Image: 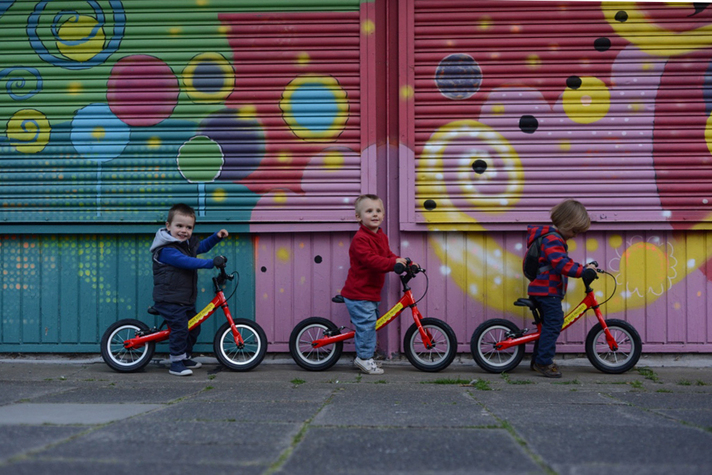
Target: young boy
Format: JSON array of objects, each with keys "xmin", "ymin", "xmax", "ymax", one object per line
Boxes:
[
  {"xmin": 526, "ymin": 199, "xmax": 597, "ymax": 378},
  {"xmin": 150, "ymin": 203, "xmax": 228, "ymax": 376},
  {"xmin": 340, "ymin": 194, "xmax": 407, "ymax": 375}
]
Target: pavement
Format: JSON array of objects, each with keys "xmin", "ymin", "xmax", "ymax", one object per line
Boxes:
[{"xmin": 1, "ymin": 354, "xmax": 712, "ymax": 475}]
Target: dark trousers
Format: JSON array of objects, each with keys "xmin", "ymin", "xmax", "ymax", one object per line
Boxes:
[
  {"xmin": 153, "ymin": 302, "xmax": 201, "ymax": 361},
  {"xmin": 531, "ymin": 296, "xmax": 564, "ymax": 366}
]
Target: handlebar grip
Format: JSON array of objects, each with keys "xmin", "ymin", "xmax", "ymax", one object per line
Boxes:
[
  {"xmin": 394, "ymin": 262, "xmax": 405, "ymax": 274},
  {"xmin": 213, "ymin": 255, "xmax": 227, "ymax": 268}
]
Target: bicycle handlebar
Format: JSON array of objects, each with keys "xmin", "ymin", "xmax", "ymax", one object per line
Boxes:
[{"xmin": 394, "ymin": 258, "xmax": 424, "ymax": 276}]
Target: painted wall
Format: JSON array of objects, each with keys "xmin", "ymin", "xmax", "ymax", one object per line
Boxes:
[{"xmin": 1, "ymin": 0, "xmax": 711, "ymax": 355}]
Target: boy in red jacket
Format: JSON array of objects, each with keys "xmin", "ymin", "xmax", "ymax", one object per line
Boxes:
[{"xmin": 340, "ymin": 194, "xmax": 407, "ymax": 375}]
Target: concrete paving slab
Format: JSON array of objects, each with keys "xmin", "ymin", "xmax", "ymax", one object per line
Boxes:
[
  {"xmin": 137, "ymin": 400, "xmax": 323, "ymax": 423},
  {"xmin": 0, "ymin": 403, "xmax": 163, "ymax": 425},
  {"xmin": 277, "ymin": 427, "xmax": 544, "ymax": 475},
  {"xmin": 28, "ymin": 385, "xmax": 204, "ymax": 404},
  {"xmin": 1, "ymin": 361, "xmax": 712, "ymax": 474},
  {"xmin": 189, "ymin": 381, "xmax": 336, "ymax": 403},
  {"xmin": 40, "ymin": 419, "xmax": 301, "ymax": 466},
  {"xmin": 0, "ymin": 426, "xmax": 85, "ymax": 462},
  {"xmin": 610, "ymin": 391, "xmax": 712, "ymax": 409},
  {"xmin": 3, "ymin": 459, "xmax": 266, "ymax": 475},
  {"xmin": 313, "ymin": 384, "xmax": 494, "ymax": 427},
  {"xmin": 0, "ymin": 382, "xmax": 79, "ymax": 405},
  {"xmin": 653, "ymin": 409, "xmax": 712, "ymax": 429}
]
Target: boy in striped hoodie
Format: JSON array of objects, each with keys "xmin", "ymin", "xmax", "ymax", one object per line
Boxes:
[{"xmin": 526, "ymin": 199, "xmax": 597, "ymax": 378}]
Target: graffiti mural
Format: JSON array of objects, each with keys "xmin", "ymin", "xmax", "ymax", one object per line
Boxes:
[
  {"xmin": 402, "ymin": 1, "xmax": 712, "ymax": 343},
  {"xmin": 0, "ymin": 0, "xmax": 362, "ymax": 222}
]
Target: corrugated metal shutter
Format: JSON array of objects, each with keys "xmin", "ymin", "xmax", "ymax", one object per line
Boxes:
[
  {"xmin": 406, "ymin": 0, "xmax": 712, "ymax": 228},
  {"xmin": 0, "ymin": 0, "xmax": 361, "ymax": 225},
  {"xmin": 0, "ymin": 232, "xmax": 254, "ymax": 352}
]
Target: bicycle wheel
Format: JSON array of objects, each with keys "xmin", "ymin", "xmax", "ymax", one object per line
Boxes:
[
  {"xmin": 585, "ymin": 319, "xmax": 642, "ymax": 374},
  {"xmin": 403, "ymin": 318, "xmax": 457, "ymax": 372},
  {"xmin": 214, "ymin": 320, "xmax": 268, "ymax": 371},
  {"xmin": 100, "ymin": 319, "xmax": 155, "ymax": 373},
  {"xmin": 470, "ymin": 319, "xmax": 525, "ymax": 373},
  {"xmin": 289, "ymin": 317, "xmax": 343, "ymax": 371}
]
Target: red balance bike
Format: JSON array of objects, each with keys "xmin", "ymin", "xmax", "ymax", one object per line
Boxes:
[
  {"xmin": 471, "ymin": 262, "xmax": 642, "ymax": 374},
  {"xmin": 101, "ymin": 258, "xmax": 267, "ymax": 372},
  {"xmin": 289, "ymin": 259, "xmax": 457, "ymax": 372}
]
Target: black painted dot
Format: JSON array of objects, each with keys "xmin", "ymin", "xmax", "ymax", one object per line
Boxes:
[
  {"xmin": 519, "ymin": 115, "xmax": 538, "ymax": 134},
  {"xmin": 615, "ymin": 10, "xmax": 628, "ymax": 22},
  {"xmin": 472, "ymin": 159, "xmax": 487, "ymax": 174},
  {"xmin": 566, "ymin": 75, "xmax": 582, "ymax": 90},
  {"xmin": 260, "ymin": 266, "xmax": 267, "ymax": 273},
  {"xmin": 594, "ymin": 37, "xmax": 611, "ymax": 52},
  {"xmin": 314, "ymin": 255, "xmax": 322, "ymax": 264},
  {"xmin": 424, "ymin": 199, "xmax": 437, "ymax": 211}
]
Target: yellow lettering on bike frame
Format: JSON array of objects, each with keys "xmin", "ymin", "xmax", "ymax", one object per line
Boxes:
[
  {"xmin": 189, "ymin": 303, "xmax": 215, "ymax": 328},
  {"xmin": 376, "ymin": 302, "xmax": 404, "ymax": 330},
  {"xmin": 563, "ymin": 302, "xmax": 588, "ymax": 329}
]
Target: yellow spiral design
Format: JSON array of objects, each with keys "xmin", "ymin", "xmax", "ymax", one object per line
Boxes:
[{"xmin": 7, "ymin": 109, "xmax": 50, "ymax": 153}]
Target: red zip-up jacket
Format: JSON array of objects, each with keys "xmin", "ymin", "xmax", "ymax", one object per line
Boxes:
[
  {"xmin": 525, "ymin": 225, "xmax": 585, "ymax": 298},
  {"xmin": 340, "ymin": 225, "xmax": 398, "ymax": 302}
]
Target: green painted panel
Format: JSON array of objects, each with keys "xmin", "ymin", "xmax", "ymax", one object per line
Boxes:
[
  {"xmin": 0, "ymin": 0, "xmax": 361, "ymax": 226},
  {"xmin": 0, "ymin": 232, "xmax": 255, "ymax": 352}
]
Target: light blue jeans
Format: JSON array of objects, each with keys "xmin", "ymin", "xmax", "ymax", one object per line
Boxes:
[{"xmin": 344, "ymin": 298, "xmax": 379, "ymax": 359}]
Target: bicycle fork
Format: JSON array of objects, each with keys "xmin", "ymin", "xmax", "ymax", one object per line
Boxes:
[{"xmin": 410, "ymin": 307, "xmax": 436, "ymax": 349}]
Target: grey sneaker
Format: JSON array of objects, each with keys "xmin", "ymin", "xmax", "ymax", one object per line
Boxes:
[{"xmin": 354, "ymin": 357, "xmax": 384, "ymax": 375}]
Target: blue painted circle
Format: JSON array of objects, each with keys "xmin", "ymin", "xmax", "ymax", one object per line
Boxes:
[{"xmin": 290, "ymin": 83, "xmax": 339, "ymax": 132}]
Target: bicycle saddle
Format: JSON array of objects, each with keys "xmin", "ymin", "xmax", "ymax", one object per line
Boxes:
[
  {"xmin": 147, "ymin": 306, "xmax": 160, "ymax": 315},
  {"xmin": 332, "ymin": 295, "xmax": 344, "ymax": 304},
  {"xmin": 513, "ymin": 298, "xmax": 536, "ymax": 310}
]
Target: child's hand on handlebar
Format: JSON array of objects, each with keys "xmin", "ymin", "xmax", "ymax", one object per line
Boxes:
[
  {"xmin": 217, "ymin": 229, "xmax": 229, "ymax": 239},
  {"xmin": 395, "ymin": 257, "xmax": 408, "ymax": 266}
]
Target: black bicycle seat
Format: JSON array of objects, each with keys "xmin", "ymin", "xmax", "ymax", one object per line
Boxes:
[
  {"xmin": 332, "ymin": 295, "xmax": 345, "ymax": 304},
  {"xmin": 147, "ymin": 306, "xmax": 160, "ymax": 315},
  {"xmin": 513, "ymin": 298, "xmax": 537, "ymax": 310}
]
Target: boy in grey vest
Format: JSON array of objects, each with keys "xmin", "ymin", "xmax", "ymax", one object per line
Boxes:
[{"xmin": 150, "ymin": 203, "xmax": 228, "ymax": 376}]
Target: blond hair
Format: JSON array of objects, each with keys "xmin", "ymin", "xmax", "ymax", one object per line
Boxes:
[
  {"xmin": 550, "ymin": 199, "xmax": 590, "ymax": 236},
  {"xmin": 354, "ymin": 194, "xmax": 382, "ymax": 214}
]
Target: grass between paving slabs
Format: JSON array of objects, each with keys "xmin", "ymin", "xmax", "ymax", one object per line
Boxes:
[
  {"xmin": 500, "ymin": 372, "xmax": 535, "ymax": 385},
  {"xmin": 422, "ymin": 377, "xmax": 493, "ymax": 390}
]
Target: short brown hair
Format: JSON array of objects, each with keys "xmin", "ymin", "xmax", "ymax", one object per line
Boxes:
[
  {"xmin": 167, "ymin": 203, "xmax": 196, "ymax": 224},
  {"xmin": 550, "ymin": 199, "xmax": 590, "ymax": 236},
  {"xmin": 354, "ymin": 194, "xmax": 382, "ymax": 214}
]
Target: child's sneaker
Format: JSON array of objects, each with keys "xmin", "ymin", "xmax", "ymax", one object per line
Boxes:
[
  {"xmin": 183, "ymin": 358, "xmax": 202, "ymax": 369},
  {"xmin": 354, "ymin": 357, "xmax": 384, "ymax": 375},
  {"xmin": 532, "ymin": 362, "xmax": 562, "ymax": 378},
  {"xmin": 169, "ymin": 361, "xmax": 193, "ymax": 376}
]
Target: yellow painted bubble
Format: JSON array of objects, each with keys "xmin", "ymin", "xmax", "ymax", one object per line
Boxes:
[
  {"xmin": 361, "ymin": 19, "xmax": 375, "ymax": 35},
  {"xmin": 563, "ymin": 76, "xmax": 610, "ymax": 124},
  {"xmin": 276, "ymin": 247, "xmax": 291, "ymax": 261}
]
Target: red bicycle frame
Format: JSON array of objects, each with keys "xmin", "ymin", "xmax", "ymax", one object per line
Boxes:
[
  {"xmin": 122, "ymin": 285, "xmax": 245, "ymax": 350},
  {"xmin": 311, "ymin": 274, "xmax": 435, "ymax": 350},
  {"xmin": 495, "ymin": 284, "xmax": 618, "ymax": 352}
]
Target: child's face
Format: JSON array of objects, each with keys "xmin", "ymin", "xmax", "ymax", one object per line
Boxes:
[
  {"xmin": 356, "ymin": 198, "xmax": 384, "ymax": 233},
  {"xmin": 166, "ymin": 212, "xmax": 195, "ymax": 241}
]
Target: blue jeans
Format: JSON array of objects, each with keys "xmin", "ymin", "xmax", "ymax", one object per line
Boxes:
[
  {"xmin": 153, "ymin": 302, "xmax": 201, "ymax": 362},
  {"xmin": 531, "ymin": 296, "xmax": 564, "ymax": 366},
  {"xmin": 344, "ymin": 298, "xmax": 379, "ymax": 359}
]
